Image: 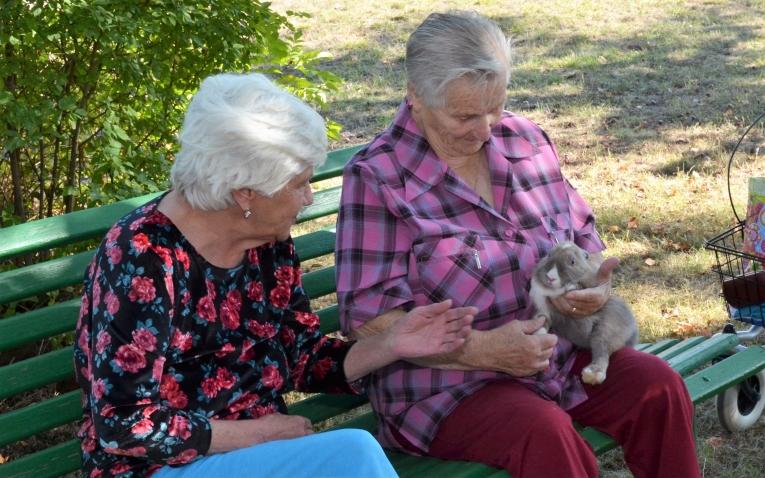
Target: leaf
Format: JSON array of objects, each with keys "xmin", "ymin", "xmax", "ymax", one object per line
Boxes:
[
  {"xmin": 607, "ymin": 225, "xmax": 621, "ymax": 233},
  {"xmin": 627, "ymin": 217, "xmax": 640, "ymax": 229},
  {"xmin": 644, "ymin": 258, "xmax": 657, "ymax": 266}
]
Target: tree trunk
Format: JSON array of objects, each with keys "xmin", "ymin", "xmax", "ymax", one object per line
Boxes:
[
  {"xmin": 64, "ymin": 121, "xmax": 81, "ymax": 213},
  {"xmin": 8, "ymin": 149, "xmax": 26, "ymax": 222}
]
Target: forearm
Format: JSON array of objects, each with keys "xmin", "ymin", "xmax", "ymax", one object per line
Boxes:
[{"xmin": 350, "ymin": 308, "xmax": 486, "ymax": 372}]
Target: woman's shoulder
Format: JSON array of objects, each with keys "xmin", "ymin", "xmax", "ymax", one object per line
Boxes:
[{"xmin": 497, "ymin": 111, "xmax": 554, "ymax": 147}]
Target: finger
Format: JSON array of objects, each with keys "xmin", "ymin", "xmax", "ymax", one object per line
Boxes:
[
  {"xmin": 445, "ymin": 306, "xmax": 479, "ymax": 321},
  {"xmin": 422, "ymin": 299, "xmax": 453, "ymax": 316},
  {"xmin": 520, "ymin": 316, "xmax": 546, "ymax": 333}
]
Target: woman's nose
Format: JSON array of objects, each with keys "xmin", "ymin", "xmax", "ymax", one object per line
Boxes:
[{"xmin": 304, "ymin": 186, "xmax": 314, "ymax": 206}]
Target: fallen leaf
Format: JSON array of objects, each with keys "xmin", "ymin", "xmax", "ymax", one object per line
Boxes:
[
  {"xmin": 627, "ymin": 217, "xmax": 640, "ymax": 229},
  {"xmin": 608, "ymin": 225, "xmax": 621, "ymax": 233},
  {"xmin": 644, "ymin": 257, "xmax": 657, "ymax": 266},
  {"xmin": 705, "ymin": 436, "xmax": 724, "ymax": 448},
  {"xmin": 0, "ymin": 454, "xmax": 5, "ymax": 464}
]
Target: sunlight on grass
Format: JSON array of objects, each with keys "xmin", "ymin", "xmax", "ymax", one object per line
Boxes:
[{"xmin": 273, "ymin": 0, "xmax": 765, "ymax": 474}]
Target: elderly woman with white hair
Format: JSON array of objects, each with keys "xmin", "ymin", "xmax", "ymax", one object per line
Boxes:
[
  {"xmin": 336, "ymin": 11, "xmax": 701, "ymax": 478},
  {"xmin": 73, "ymin": 72, "xmax": 476, "ymax": 478}
]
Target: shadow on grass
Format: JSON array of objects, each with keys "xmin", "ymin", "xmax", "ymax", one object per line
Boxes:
[{"xmin": 323, "ymin": 3, "xmax": 765, "ymax": 161}]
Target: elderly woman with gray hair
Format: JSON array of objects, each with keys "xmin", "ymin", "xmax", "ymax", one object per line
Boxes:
[
  {"xmin": 73, "ymin": 72, "xmax": 476, "ymax": 478},
  {"xmin": 336, "ymin": 11, "xmax": 701, "ymax": 478}
]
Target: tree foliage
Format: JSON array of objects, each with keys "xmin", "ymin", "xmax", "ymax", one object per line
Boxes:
[{"xmin": 0, "ymin": 0, "xmax": 341, "ymax": 225}]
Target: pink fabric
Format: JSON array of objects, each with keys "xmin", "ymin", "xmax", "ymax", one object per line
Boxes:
[{"xmin": 335, "ymin": 100, "xmax": 605, "ymax": 452}]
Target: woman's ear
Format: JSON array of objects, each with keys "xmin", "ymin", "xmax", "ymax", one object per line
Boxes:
[
  {"xmin": 231, "ymin": 188, "xmax": 257, "ymax": 212},
  {"xmin": 407, "ymin": 82, "xmax": 422, "ymax": 111}
]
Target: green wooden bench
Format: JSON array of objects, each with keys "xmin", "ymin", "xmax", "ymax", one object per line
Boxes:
[{"xmin": 1, "ymin": 144, "xmax": 765, "ymax": 478}]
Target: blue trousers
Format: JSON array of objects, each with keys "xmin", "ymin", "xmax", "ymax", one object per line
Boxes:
[{"xmin": 153, "ymin": 429, "xmax": 399, "ymax": 478}]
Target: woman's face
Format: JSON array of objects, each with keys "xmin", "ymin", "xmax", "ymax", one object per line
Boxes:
[
  {"xmin": 411, "ymin": 76, "xmax": 507, "ymax": 158},
  {"xmin": 256, "ymin": 168, "xmax": 314, "ymax": 241}
]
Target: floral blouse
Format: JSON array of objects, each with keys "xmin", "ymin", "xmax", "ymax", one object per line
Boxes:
[{"xmin": 73, "ymin": 195, "xmax": 356, "ymax": 478}]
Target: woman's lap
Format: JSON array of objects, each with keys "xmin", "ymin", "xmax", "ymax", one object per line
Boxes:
[
  {"xmin": 426, "ymin": 347, "xmax": 699, "ymax": 478},
  {"xmin": 153, "ymin": 429, "xmax": 398, "ymax": 478}
]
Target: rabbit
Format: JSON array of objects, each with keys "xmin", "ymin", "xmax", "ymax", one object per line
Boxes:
[{"xmin": 529, "ymin": 241, "xmax": 638, "ymax": 385}]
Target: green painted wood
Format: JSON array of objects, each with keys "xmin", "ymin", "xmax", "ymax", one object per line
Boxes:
[
  {"xmin": 311, "ymin": 145, "xmax": 364, "ymax": 182},
  {"xmin": 635, "ymin": 343, "xmax": 653, "ymax": 351},
  {"xmin": 668, "ymin": 334, "xmax": 740, "ymax": 376},
  {"xmin": 302, "ymin": 266, "xmax": 336, "ymax": 300},
  {"xmin": 0, "ymin": 145, "xmax": 355, "ymax": 262},
  {"xmin": 288, "ymin": 393, "xmax": 368, "ymax": 424},
  {"xmin": 685, "ymin": 346, "xmax": 765, "ymax": 403},
  {"xmin": 0, "ymin": 227, "xmax": 334, "ymax": 325},
  {"xmin": 0, "ymin": 193, "xmax": 161, "ymax": 261},
  {"xmin": 0, "ymin": 347, "xmax": 74, "ymax": 400},
  {"xmin": 0, "ymin": 299, "xmax": 79, "ymax": 352},
  {"xmin": 317, "ymin": 305, "xmax": 340, "ymax": 335},
  {"xmin": 0, "ymin": 251, "xmax": 93, "ymax": 305},
  {"xmin": 293, "ymin": 227, "xmax": 335, "ymax": 261},
  {"xmin": 295, "ymin": 186, "xmax": 341, "ymax": 224},
  {"xmin": 656, "ymin": 336, "xmax": 708, "ymax": 360},
  {"xmin": 0, "ymin": 439, "xmax": 81, "ymax": 478},
  {"xmin": 0, "ymin": 391, "xmax": 81, "ymax": 447},
  {"xmin": 639, "ymin": 338, "xmax": 680, "ymax": 355},
  {"xmin": 580, "ymin": 427, "xmax": 619, "ymax": 454}
]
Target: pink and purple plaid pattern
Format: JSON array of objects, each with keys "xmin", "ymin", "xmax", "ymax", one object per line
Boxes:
[{"xmin": 336, "ymin": 100, "xmax": 605, "ymax": 453}]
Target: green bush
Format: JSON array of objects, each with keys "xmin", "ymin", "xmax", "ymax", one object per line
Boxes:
[{"xmin": 0, "ymin": 0, "xmax": 340, "ymax": 224}]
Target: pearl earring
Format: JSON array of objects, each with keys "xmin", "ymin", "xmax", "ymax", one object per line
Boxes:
[{"xmin": 243, "ymin": 209, "xmax": 252, "ymax": 219}]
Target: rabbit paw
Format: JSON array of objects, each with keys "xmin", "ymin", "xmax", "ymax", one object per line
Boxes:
[{"xmin": 581, "ymin": 365, "xmax": 606, "ymax": 385}]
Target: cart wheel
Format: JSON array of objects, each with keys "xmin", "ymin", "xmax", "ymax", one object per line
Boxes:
[{"xmin": 716, "ymin": 369, "xmax": 765, "ymax": 432}]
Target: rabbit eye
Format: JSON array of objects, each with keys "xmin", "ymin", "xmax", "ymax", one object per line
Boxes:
[{"xmin": 584, "ymin": 252, "xmax": 590, "ymax": 260}]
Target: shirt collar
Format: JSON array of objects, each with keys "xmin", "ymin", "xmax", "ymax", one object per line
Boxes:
[{"xmin": 387, "ymin": 100, "xmax": 539, "ymax": 201}]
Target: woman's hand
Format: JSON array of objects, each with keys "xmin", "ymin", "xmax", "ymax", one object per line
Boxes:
[
  {"xmin": 550, "ymin": 256, "xmax": 619, "ymax": 318},
  {"xmin": 386, "ymin": 300, "xmax": 476, "ymax": 359},
  {"xmin": 470, "ymin": 316, "xmax": 558, "ymax": 376}
]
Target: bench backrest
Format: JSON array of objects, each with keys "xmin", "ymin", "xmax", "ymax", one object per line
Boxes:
[{"xmin": 0, "ymin": 145, "xmax": 363, "ymax": 478}]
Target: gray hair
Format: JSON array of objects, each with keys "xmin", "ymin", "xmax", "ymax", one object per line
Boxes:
[
  {"xmin": 170, "ymin": 72, "xmax": 327, "ymax": 211},
  {"xmin": 406, "ymin": 11, "xmax": 511, "ymax": 108}
]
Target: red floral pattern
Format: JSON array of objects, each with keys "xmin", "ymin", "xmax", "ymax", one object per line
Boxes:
[{"xmin": 73, "ymin": 196, "xmax": 356, "ymax": 477}]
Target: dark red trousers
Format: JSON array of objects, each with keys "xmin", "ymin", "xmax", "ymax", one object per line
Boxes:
[{"xmin": 394, "ymin": 347, "xmax": 701, "ymax": 478}]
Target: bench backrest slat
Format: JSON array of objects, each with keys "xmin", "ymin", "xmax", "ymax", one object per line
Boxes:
[
  {"xmin": 0, "ymin": 390, "xmax": 81, "ymax": 448},
  {"xmin": 0, "ymin": 300, "xmax": 80, "ymax": 352}
]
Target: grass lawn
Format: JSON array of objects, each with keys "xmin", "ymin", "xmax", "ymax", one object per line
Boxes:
[{"xmin": 273, "ymin": 0, "xmax": 765, "ymax": 476}]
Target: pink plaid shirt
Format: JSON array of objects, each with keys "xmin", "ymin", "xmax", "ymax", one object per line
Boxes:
[{"xmin": 335, "ymin": 100, "xmax": 605, "ymax": 453}]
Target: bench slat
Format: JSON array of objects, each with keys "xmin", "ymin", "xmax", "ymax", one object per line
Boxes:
[
  {"xmin": 0, "ymin": 252, "xmax": 93, "ymax": 306},
  {"xmin": 0, "ymin": 229, "xmax": 338, "ymax": 351},
  {"xmin": 656, "ymin": 336, "xmax": 708, "ymax": 360},
  {"xmin": 0, "ymin": 300, "xmax": 80, "ymax": 352},
  {"xmin": 317, "ymin": 305, "xmax": 340, "ymax": 335},
  {"xmin": 639, "ymin": 338, "xmax": 680, "ymax": 354},
  {"xmin": 668, "ymin": 334, "xmax": 740, "ymax": 376},
  {"xmin": 0, "ymin": 265, "xmax": 337, "ymax": 397},
  {"xmin": 0, "ymin": 391, "xmax": 81, "ymax": 448},
  {"xmin": 0, "ymin": 187, "xmax": 340, "ymax": 304},
  {"xmin": 0, "ymin": 146, "xmax": 359, "ymax": 262},
  {"xmin": 311, "ymin": 145, "xmax": 363, "ymax": 182},
  {"xmin": 288, "ymin": 393, "xmax": 368, "ymax": 423},
  {"xmin": 0, "ymin": 347, "xmax": 74, "ymax": 400},
  {"xmin": 0, "ymin": 439, "xmax": 81, "ymax": 478},
  {"xmin": 685, "ymin": 346, "xmax": 765, "ymax": 403},
  {"xmin": 302, "ymin": 266, "xmax": 336, "ymax": 300},
  {"xmin": 293, "ymin": 227, "xmax": 336, "ymax": 261}
]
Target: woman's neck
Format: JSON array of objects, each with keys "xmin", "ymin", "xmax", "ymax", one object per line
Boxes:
[{"xmin": 158, "ymin": 191, "xmax": 270, "ymax": 268}]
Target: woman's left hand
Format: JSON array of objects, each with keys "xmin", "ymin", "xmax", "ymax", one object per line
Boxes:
[
  {"xmin": 387, "ymin": 300, "xmax": 476, "ymax": 359},
  {"xmin": 550, "ymin": 257, "xmax": 619, "ymax": 318}
]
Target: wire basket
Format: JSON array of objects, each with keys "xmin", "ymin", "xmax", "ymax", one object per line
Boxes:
[
  {"xmin": 705, "ymin": 223, "xmax": 765, "ymax": 326},
  {"xmin": 704, "ymin": 111, "xmax": 765, "ymax": 326}
]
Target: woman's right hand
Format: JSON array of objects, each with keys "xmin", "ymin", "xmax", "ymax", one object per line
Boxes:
[
  {"xmin": 472, "ymin": 316, "xmax": 557, "ymax": 376},
  {"xmin": 208, "ymin": 413, "xmax": 313, "ymax": 454}
]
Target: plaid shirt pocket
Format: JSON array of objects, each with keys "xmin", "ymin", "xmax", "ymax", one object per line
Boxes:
[{"xmin": 413, "ymin": 233, "xmax": 495, "ymax": 311}]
